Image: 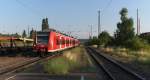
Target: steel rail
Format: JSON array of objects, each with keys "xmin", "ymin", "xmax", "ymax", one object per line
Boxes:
[
  {"xmin": 86, "ymin": 47, "xmax": 145, "ymax": 80},
  {"xmin": 86, "ymin": 47, "xmax": 115, "ymax": 80}
]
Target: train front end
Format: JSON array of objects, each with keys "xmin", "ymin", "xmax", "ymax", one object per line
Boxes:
[{"xmin": 33, "ymin": 31, "xmax": 50, "ymax": 56}]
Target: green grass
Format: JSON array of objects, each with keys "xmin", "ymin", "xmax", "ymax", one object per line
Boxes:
[
  {"xmin": 100, "ymin": 47, "xmax": 150, "ymax": 72},
  {"xmin": 44, "ymin": 56, "xmax": 84, "ymax": 75},
  {"xmin": 44, "ymin": 46, "xmax": 95, "ymax": 75}
]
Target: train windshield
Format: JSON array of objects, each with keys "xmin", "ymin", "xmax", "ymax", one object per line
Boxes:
[{"xmin": 37, "ymin": 32, "xmax": 49, "ymax": 44}]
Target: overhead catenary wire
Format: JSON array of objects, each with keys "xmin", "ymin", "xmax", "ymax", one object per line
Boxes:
[
  {"xmin": 15, "ymin": 0, "xmax": 43, "ymax": 18},
  {"xmin": 101, "ymin": 0, "xmax": 112, "ymax": 14},
  {"xmin": 15, "ymin": 0, "xmax": 44, "ymax": 32}
]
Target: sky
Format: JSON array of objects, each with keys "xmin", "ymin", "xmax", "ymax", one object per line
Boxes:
[{"xmin": 0, "ymin": 0, "xmax": 149, "ymax": 39}]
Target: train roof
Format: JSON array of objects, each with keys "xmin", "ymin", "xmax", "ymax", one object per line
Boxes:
[{"xmin": 37, "ymin": 29, "xmax": 77, "ymax": 39}]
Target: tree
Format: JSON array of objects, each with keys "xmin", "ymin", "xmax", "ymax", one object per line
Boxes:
[
  {"xmin": 88, "ymin": 36, "xmax": 99, "ymax": 45},
  {"xmin": 14, "ymin": 33, "xmax": 21, "ymax": 38},
  {"xmin": 114, "ymin": 8, "xmax": 135, "ymax": 47},
  {"xmin": 92, "ymin": 36, "xmax": 99, "ymax": 45},
  {"xmin": 98, "ymin": 31, "xmax": 112, "ymax": 46},
  {"xmin": 42, "ymin": 18, "xmax": 49, "ymax": 31},
  {"xmin": 29, "ymin": 28, "xmax": 36, "ymax": 39},
  {"xmin": 22, "ymin": 30, "xmax": 27, "ymax": 38},
  {"xmin": 139, "ymin": 33, "xmax": 150, "ymax": 44}
]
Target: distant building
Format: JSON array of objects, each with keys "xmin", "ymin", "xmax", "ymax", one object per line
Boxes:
[{"xmin": 42, "ymin": 18, "xmax": 49, "ymax": 31}]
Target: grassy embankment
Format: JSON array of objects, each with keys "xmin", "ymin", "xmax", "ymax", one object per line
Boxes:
[
  {"xmin": 43, "ymin": 45, "xmax": 96, "ymax": 75},
  {"xmin": 99, "ymin": 47, "xmax": 150, "ymax": 72}
]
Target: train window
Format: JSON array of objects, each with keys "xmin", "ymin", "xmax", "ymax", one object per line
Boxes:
[
  {"xmin": 56, "ymin": 36, "xmax": 65, "ymax": 45},
  {"xmin": 73, "ymin": 40, "xmax": 75, "ymax": 44},
  {"xmin": 59, "ymin": 38, "xmax": 65, "ymax": 45},
  {"xmin": 62, "ymin": 38, "xmax": 65, "ymax": 44},
  {"xmin": 68, "ymin": 40, "xmax": 70, "ymax": 44},
  {"xmin": 70, "ymin": 40, "xmax": 71, "ymax": 44},
  {"xmin": 66, "ymin": 40, "xmax": 69, "ymax": 44},
  {"xmin": 37, "ymin": 36, "xmax": 49, "ymax": 44},
  {"xmin": 56, "ymin": 37, "xmax": 60, "ymax": 45},
  {"xmin": 37, "ymin": 32, "xmax": 49, "ymax": 44},
  {"xmin": 70, "ymin": 40, "xmax": 72, "ymax": 44}
]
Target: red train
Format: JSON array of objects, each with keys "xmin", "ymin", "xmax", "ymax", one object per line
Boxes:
[{"xmin": 33, "ymin": 30, "xmax": 80, "ymax": 56}]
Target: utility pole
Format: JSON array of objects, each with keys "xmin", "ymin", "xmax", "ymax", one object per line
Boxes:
[
  {"xmin": 90, "ymin": 25, "xmax": 92, "ymax": 38},
  {"xmin": 137, "ymin": 9, "xmax": 139, "ymax": 35},
  {"xmin": 98, "ymin": 10, "xmax": 101, "ymax": 37},
  {"xmin": 139, "ymin": 18, "xmax": 140, "ymax": 34},
  {"xmin": 28, "ymin": 25, "xmax": 30, "ymax": 37},
  {"xmin": 89, "ymin": 31, "xmax": 90, "ymax": 39}
]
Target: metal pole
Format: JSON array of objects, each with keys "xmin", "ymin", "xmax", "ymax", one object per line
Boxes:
[
  {"xmin": 137, "ymin": 9, "xmax": 139, "ymax": 35},
  {"xmin": 28, "ymin": 25, "xmax": 30, "ymax": 37},
  {"xmin": 98, "ymin": 10, "xmax": 101, "ymax": 37},
  {"xmin": 139, "ymin": 19, "xmax": 140, "ymax": 34},
  {"xmin": 91, "ymin": 25, "xmax": 92, "ymax": 38}
]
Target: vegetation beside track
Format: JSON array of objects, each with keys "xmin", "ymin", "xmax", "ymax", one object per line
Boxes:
[
  {"xmin": 44, "ymin": 46, "xmax": 96, "ymax": 75},
  {"xmin": 98, "ymin": 47, "xmax": 150, "ymax": 76},
  {"xmin": 86, "ymin": 8, "xmax": 150, "ymax": 78}
]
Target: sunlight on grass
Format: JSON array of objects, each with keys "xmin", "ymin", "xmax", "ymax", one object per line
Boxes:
[
  {"xmin": 100, "ymin": 47, "xmax": 150, "ymax": 71},
  {"xmin": 44, "ymin": 57, "xmax": 76, "ymax": 74},
  {"xmin": 44, "ymin": 46, "xmax": 95, "ymax": 75}
]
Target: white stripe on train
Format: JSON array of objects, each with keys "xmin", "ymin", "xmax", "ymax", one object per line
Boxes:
[{"xmin": 48, "ymin": 46, "xmax": 77, "ymax": 52}]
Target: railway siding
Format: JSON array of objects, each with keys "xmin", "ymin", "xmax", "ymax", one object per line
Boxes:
[
  {"xmin": 86, "ymin": 47, "xmax": 145, "ymax": 80},
  {"xmin": 0, "ymin": 57, "xmax": 40, "ymax": 75}
]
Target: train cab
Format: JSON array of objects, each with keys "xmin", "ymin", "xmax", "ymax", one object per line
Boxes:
[{"xmin": 33, "ymin": 31, "xmax": 49, "ymax": 53}]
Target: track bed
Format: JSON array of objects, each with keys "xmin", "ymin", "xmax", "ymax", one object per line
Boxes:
[
  {"xmin": 0, "ymin": 57, "xmax": 34, "ymax": 68},
  {"xmin": 86, "ymin": 47, "xmax": 145, "ymax": 80}
]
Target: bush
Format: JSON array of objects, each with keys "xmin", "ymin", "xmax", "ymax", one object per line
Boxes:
[
  {"xmin": 126, "ymin": 37, "xmax": 147, "ymax": 50},
  {"xmin": 87, "ymin": 36, "xmax": 99, "ymax": 45},
  {"xmin": 98, "ymin": 31, "xmax": 112, "ymax": 47}
]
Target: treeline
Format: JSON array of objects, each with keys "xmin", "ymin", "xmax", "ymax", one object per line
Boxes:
[
  {"xmin": 0, "ymin": 33, "xmax": 20, "ymax": 37},
  {"xmin": 0, "ymin": 17, "xmax": 49, "ymax": 39},
  {"xmin": 88, "ymin": 8, "xmax": 150, "ymax": 50},
  {"xmin": 0, "ymin": 29, "xmax": 36, "ymax": 39}
]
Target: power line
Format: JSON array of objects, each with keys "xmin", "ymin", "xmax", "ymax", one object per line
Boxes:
[
  {"xmin": 15, "ymin": 0, "xmax": 43, "ymax": 17},
  {"xmin": 101, "ymin": 0, "xmax": 112, "ymax": 13}
]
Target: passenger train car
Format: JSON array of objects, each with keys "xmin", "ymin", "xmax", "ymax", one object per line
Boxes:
[{"xmin": 33, "ymin": 30, "xmax": 80, "ymax": 56}]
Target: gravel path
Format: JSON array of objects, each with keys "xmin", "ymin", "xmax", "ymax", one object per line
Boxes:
[{"xmin": 0, "ymin": 57, "xmax": 33, "ymax": 68}]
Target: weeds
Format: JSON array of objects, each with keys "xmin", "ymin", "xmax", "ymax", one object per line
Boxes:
[
  {"xmin": 44, "ymin": 46, "xmax": 95, "ymax": 75},
  {"xmin": 101, "ymin": 47, "xmax": 150, "ymax": 72}
]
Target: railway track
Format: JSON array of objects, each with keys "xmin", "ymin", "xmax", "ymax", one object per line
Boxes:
[
  {"xmin": 0, "ymin": 54, "xmax": 61, "ymax": 76},
  {"xmin": 0, "ymin": 57, "xmax": 40, "ymax": 76},
  {"xmin": 86, "ymin": 47, "xmax": 145, "ymax": 80}
]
